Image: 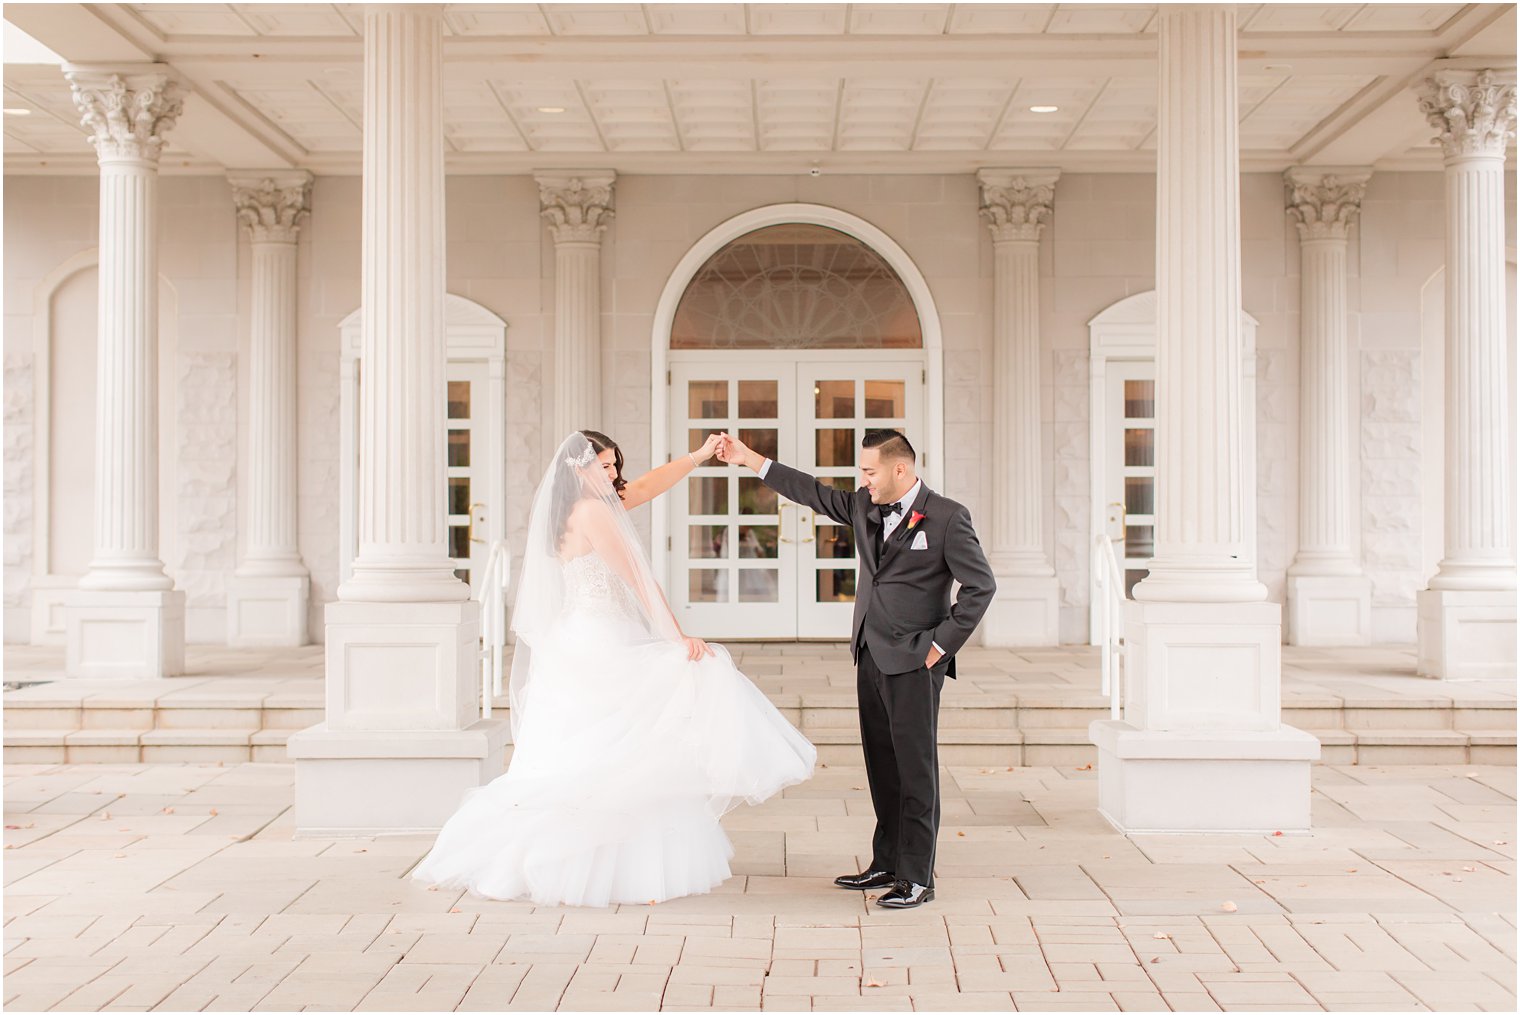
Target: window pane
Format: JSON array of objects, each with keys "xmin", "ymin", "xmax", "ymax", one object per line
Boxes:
[
  {"xmin": 864, "ymin": 380, "xmax": 905, "ymax": 419},
  {"xmin": 816, "ymin": 568, "xmax": 857, "ymax": 603},
  {"xmin": 821, "ymin": 476, "xmax": 857, "ymax": 494},
  {"xmin": 738, "ymin": 525, "xmax": 778, "ymax": 559},
  {"xmin": 739, "ymin": 569, "xmax": 779, "ymax": 603},
  {"xmin": 739, "ymin": 427, "xmax": 778, "ymax": 460},
  {"xmin": 815, "ymin": 380, "xmax": 854, "ymax": 419},
  {"xmin": 1124, "ymin": 380, "xmax": 1154, "ymax": 419},
  {"xmin": 688, "ymin": 380, "xmax": 728, "ymax": 419},
  {"xmin": 816, "ymin": 428, "xmax": 856, "ymax": 467},
  {"xmin": 1124, "ymin": 569, "xmax": 1147, "ymax": 598},
  {"xmin": 739, "ymin": 477, "xmax": 777, "ymax": 515},
  {"xmin": 448, "ymin": 430, "xmax": 470, "ymax": 467},
  {"xmin": 454, "ymin": 568, "xmax": 470, "ymax": 583},
  {"xmin": 447, "ymin": 381, "xmax": 470, "ymax": 419},
  {"xmin": 1125, "ymin": 524, "xmax": 1154, "ymax": 559},
  {"xmin": 816, "ymin": 524, "xmax": 855, "ymax": 559},
  {"xmin": 449, "ymin": 477, "xmax": 470, "ymax": 516},
  {"xmin": 1124, "ymin": 477, "xmax": 1153, "ymax": 516},
  {"xmin": 449, "ymin": 525, "xmax": 470, "ymax": 558},
  {"xmin": 738, "ymin": 380, "xmax": 778, "ymax": 418},
  {"xmin": 1124, "ymin": 428, "xmax": 1154, "ymax": 467},
  {"xmin": 689, "ymin": 525, "xmax": 728, "ymax": 559},
  {"xmin": 689, "ymin": 569, "xmax": 727, "ymax": 603},
  {"xmin": 689, "ymin": 477, "xmax": 729, "ymax": 515},
  {"xmin": 670, "ymin": 222, "xmax": 923, "ymax": 350}
]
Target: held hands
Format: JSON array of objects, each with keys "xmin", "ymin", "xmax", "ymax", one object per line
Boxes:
[
  {"xmin": 691, "ymin": 432, "xmax": 725, "ymax": 465},
  {"xmin": 715, "ymin": 433, "xmax": 760, "ymax": 471}
]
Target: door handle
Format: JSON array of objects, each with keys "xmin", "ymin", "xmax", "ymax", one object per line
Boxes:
[
  {"xmin": 778, "ymin": 502, "xmax": 795, "ymax": 544},
  {"xmin": 800, "ymin": 509, "xmax": 815, "ymax": 544},
  {"xmin": 1106, "ymin": 501, "xmax": 1126, "ymax": 543},
  {"xmin": 469, "ymin": 501, "xmax": 487, "ymax": 544}
]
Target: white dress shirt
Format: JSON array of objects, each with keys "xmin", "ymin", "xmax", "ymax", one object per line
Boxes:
[{"xmin": 757, "ymin": 460, "xmax": 945, "ymax": 663}]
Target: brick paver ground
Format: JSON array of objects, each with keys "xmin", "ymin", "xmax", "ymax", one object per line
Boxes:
[{"xmin": 3, "ymin": 760, "xmax": 1514, "ymax": 1012}]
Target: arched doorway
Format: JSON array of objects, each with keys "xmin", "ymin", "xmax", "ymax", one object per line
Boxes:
[{"xmin": 651, "ymin": 206, "xmax": 943, "ymax": 640}]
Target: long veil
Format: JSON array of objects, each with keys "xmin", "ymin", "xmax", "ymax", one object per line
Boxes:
[{"xmin": 508, "ymin": 431, "xmax": 681, "ymax": 741}]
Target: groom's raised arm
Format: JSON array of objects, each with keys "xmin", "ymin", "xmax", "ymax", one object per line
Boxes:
[{"xmin": 723, "ymin": 435, "xmax": 856, "ymax": 528}]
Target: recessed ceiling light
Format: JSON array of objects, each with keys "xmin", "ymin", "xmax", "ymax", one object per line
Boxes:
[
  {"xmin": 536, "ymin": 106, "xmax": 566, "ymax": 114},
  {"xmin": 1029, "ymin": 105, "xmax": 1059, "ymax": 114},
  {"xmin": 3, "ymin": 107, "xmax": 32, "ymax": 116}
]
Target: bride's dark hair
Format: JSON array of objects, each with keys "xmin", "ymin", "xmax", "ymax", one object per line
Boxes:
[{"xmin": 549, "ymin": 430, "xmax": 627, "ymax": 553}]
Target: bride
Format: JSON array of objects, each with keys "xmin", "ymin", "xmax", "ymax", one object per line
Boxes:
[{"xmin": 411, "ymin": 430, "xmax": 816, "ymax": 907}]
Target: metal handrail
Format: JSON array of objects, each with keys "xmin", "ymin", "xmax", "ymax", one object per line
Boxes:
[
  {"xmin": 1093, "ymin": 532, "xmax": 1127, "ymax": 720},
  {"xmin": 476, "ymin": 540, "xmax": 512, "ymax": 718}
]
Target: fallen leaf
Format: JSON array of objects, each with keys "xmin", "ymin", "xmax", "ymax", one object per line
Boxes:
[
  {"xmin": 1153, "ymin": 932, "xmax": 1170, "ymax": 940},
  {"xmin": 116, "ymin": 793, "xmax": 125, "ymax": 799},
  {"xmin": 1272, "ymin": 830, "xmax": 1284, "ymax": 837},
  {"xmin": 1346, "ymin": 868, "xmax": 1357, "ymax": 873},
  {"xmin": 1297, "ymin": 883, "xmax": 1307, "ymax": 888},
  {"xmin": 852, "ymin": 786, "xmax": 864, "ymax": 791},
  {"xmin": 648, "ymin": 900, "xmax": 658, "ymax": 906},
  {"xmin": 162, "ymin": 806, "xmax": 174, "ymax": 815},
  {"xmin": 1495, "ymin": 840, "xmax": 1509, "ymax": 846},
  {"xmin": 1462, "ymin": 866, "xmax": 1476, "ymax": 873},
  {"xmin": 427, "ymin": 885, "xmax": 439, "ymax": 892},
  {"xmin": 1102, "ymin": 855, "xmax": 1110, "ymax": 860},
  {"xmin": 864, "ymin": 980, "xmax": 884, "ymax": 988},
  {"xmin": 1075, "ymin": 763, "xmax": 1093, "ymax": 771},
  {"xmin": 1149, "ymin": 957, "xmax": 1160, "ymax": 964},
  {"xmin": 1454, "ymin": 878, "xmax": 1464, "ymax": 883},
  {"xmin": 1252, "ymin": 879, "xmax": 1265, "ymax": 885},
  {"xmin": 1006, "ymin": 767, "xmax": 1014, "ymax": 772},
  {"xmin": 449, "ymin": 908, "xmax": 460, "ymax": 913},
  {"xmin": 209, "ymin": 809, "xmax": 218, "ymax": 816},
  {"xmin": 114, "ymin": 853, "xmax": 126, "ymax": 859},
  {"xmin": 819, "ymin": 764, "xmax": 827, "ymax": 769},
  {"xmin": 355, "ymin": 848, "xmax": 368, "ymax": 853},
  {"xmin": 3, "ymin": 844, "xmax": 14, "ymax": 850},
  {"xmin": 1465, "ymin": 771, "xmax": 1479, "ymax": 778},
  {"xmin": 957, "ymin": 831, "xmax": 966, "ymax": 837},
  {"xmin": 1220, "ymin": 901, "xmax": 1238, "ymax": 913},
  {"xmin": 4, "ymin": 825, "xmax": 19, "ymax": 830}
]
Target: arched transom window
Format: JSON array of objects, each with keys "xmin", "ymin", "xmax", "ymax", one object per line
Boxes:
[{"xmin": 671, "ymin": 223, "xmax": 923, "ymax": 350}]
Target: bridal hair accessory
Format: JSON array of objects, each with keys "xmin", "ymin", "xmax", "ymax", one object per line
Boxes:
[{"xmin": 564, "ymin": 444, "xmax": 597, "ymax": 468}]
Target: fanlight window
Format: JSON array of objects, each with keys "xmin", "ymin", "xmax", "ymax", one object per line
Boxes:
[{"xmin": 671, "ymin": 223, "xmax": 923, "ymax": 350}]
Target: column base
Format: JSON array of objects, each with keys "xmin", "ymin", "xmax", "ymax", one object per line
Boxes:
[
  {"xmin": 324, "ymin": 599, "xmax": 482, "ymax": 731},
  {"xmin": 1417, "ymin": 588, "xmax": 1516, "ymax": 680},
  {"xmin": 981, "ymin": 574, "xmax": 1060, "ymax": 647},
  {"xmin": 227, "ymin": 574, "xmax": 309, "ymax": 647},
  {"xmin": 1090, "ymin": 719, "xmax": 1320, "ymax": 833},
  {"xmin": 286, "ymin": 720, "xmax": 512, "ymax": 836},
  {"xmin": 1286, "ymin": 574, "xmax": 1372, "ymax": 646},
  {"xmin": 1124, "ymin": 599, "xmax": 1282, "ymax": 732},
  {"xmin": 64, "ymin": 589, "xmax": 185, "ymax": 678}
]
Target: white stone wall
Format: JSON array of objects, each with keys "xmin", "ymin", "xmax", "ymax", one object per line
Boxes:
[{"xmin": 3, "ymin": 168, "xmax": 1476, "ymax": 645}]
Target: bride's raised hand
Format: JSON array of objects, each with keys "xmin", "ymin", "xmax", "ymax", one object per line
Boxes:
[
  {"xmin": 692, "ymin": 432, "xmax": 724, "ymax": 466},
  {"xmin": 682, "ymin": 635, "xmax": 715, "ymax": 661}
]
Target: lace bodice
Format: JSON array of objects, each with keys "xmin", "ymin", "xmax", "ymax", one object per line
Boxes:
[{"xmin": 561, "ymin": 552, "xmax": 642, "ymax": 623}]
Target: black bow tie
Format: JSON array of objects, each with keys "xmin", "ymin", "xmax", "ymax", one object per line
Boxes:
[{"xmin": 878, "ymin": 502, "xmax": 904, "ymax": 521}]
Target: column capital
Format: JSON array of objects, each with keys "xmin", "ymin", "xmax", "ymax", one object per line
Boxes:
[
  {"xmin": 1418, "ymin": 67, "xmax": 1517, "ymax": 160},
  {"xmin": 229, "ymin": 171, "xmax": 313, "ymax": 243},
  {"xmin": 535, "ymin": 171, "xmax": 616, "ymax": 244},
  {"xmin": 64, "ymin": 64, "xmax": 184, "ymax": 165},
  {"xmin": 1283, "ymin": 168, "xmax": 1371, "ymax": 242},
  {"xmin": 977, "ymin": 169, "xmax": 1060, "ymax": 243}
]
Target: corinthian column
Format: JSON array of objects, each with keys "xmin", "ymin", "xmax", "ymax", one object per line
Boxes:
[
  {"xmin": 977, "ymin": 169, "xmax": 1061, "ymax": 646},
  {"xmin": 1090, "ymin": 5, "xmax": 1317, "ymax": 835},
  {"xmin": 227, "ymin": 172, "xmax": 312, "ymax": 646},
  {"xmin": 537, "ymin": 172, "xmax": 614, "ymax": 439},
  {"xmin": 1284, "ymin": 168, "xmax": 1373, "ymax": 646},
  {"xmin": 62, "ymin": 65, "xmax": 186, "ymax": 678},
  {"xmin": 289, "ymin": 5, "xmax": 509, "ymax": 835},
  {"xmin": 1416, "ymin": 67, "xmax": 1517, "ymax": 679}
]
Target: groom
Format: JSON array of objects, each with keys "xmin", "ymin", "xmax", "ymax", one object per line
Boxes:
[{"xmin": 718, "ymin": 430, "xmax": 995, "ymax": 908}]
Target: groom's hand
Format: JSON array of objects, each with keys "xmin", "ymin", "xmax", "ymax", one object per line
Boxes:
[
  {"xmin": 926, "ymin": 645, "xmax": 944, "ymax": 668},
  {"xmin": 721, "ymin": 433, "xmax": 763, "ymax": 472}
]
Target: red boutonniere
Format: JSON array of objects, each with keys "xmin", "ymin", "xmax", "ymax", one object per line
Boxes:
[{"xmin": 907, "ymin": 511, "xmax": 927, "ymax": 530}]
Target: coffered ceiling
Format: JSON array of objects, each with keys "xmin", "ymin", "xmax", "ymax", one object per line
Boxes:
[{"xmin": 4, "ymin": 3, "xmax": 1515, "ymax": 175}]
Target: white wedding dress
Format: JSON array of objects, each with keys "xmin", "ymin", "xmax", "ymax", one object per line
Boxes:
[{"xmin": 412, "ymin": 435, "xmax": 815, "ymax": 908}]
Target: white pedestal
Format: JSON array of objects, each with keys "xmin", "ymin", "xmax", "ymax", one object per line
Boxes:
[
  {"xmin": 1091, "ymin": 719, "xmax": 1320, "ymax": 833},
  {"xmin": 64, "ymin": 589, "xmax": 185, "ymax": 678},
  {"xmin": 982, "ymin": 575, "xmax": 1060, "ymax": 647},
  {"xmin": 1417, "ymin": 589, "xmax": 1517, "ymax": 680},
  {"xmin": 1124, "ymin": 599, "xmax": 1284, "ymax": 732},
  {"xmin": 287, "ymin": 720, "xmax": 511, "ymax": 836},
  {"xmin": 1286, "ymin": 574, "xmax": 1373, "ymax": 646},
  {"xmin": 227, "ymin": 575, "xmax": 309, "ymax": 647},
  {"xmin": 323, "ymin": 600, "xmax": 482, "ymax": 731}
]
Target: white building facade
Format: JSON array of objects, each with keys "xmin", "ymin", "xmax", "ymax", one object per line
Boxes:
[{"xmin": 3, "ymin": 3, "xmax": 1515, "ymax": 831}]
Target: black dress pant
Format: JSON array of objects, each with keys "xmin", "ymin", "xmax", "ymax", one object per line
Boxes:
[{"xmin": 856, "ymin": 642, "xmax": 945, "ymax": 887}]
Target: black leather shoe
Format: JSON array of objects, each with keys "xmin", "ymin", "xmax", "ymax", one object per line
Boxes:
[
  {"xmin": 833, "ymin": 869, "xmax": 897, "ymax": 890},
  {"xmin": 876, "ymin": 881, "xmax": 934, "ymax": 909}
]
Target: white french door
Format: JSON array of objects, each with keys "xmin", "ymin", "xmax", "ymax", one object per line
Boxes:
[
  {"xmin": 1101, "ymin": 362, "xmax": 1156, "ymax": 598},
  {"xmin": 445, "ymin": 362, "xmax": 493, "ymax": 594},
  {"xmin": 669, "ymin": 355, "xmax": 924, "ymax": 639}
]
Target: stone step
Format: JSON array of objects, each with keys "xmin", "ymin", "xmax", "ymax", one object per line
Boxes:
[{"xmin": 11, "ymin": 723, "xmax": 1511, "ymax": 767}]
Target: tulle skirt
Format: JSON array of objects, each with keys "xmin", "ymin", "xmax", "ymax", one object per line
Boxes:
[{"xmin": 410, "ymin": 611, "xmax": 816, "ymax": 907}]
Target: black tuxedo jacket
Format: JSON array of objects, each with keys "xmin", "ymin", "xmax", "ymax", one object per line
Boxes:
[{"xmin": 761, "ymin": 461, "xmax": 996, "ymax": 677}]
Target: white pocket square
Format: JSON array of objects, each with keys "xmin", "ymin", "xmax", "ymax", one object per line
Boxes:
[{"xmin": 911, "ymin": 531, "xmax": 929, "ymax": 550}]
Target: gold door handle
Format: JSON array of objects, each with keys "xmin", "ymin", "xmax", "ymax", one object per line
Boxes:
[
  {"xmin": 1106, "ymin": 501, "xmax": 1126, "ymax": 543},
  {"xmin": 800, "ymin": 509, "xmax": 815, "ymax": 544},
  {"xmin": 777, "ymin": 502, "xmax": 795, "ymax": 544},
  {"xmin": 469, "ymin": 502, "xmax": 487, "ymax": 544}
]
